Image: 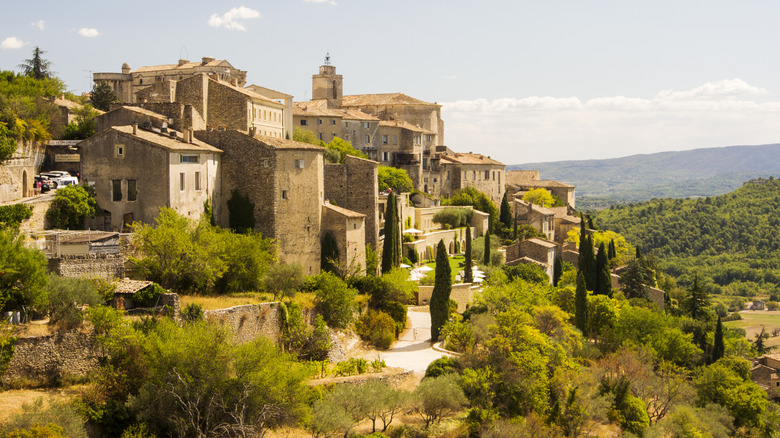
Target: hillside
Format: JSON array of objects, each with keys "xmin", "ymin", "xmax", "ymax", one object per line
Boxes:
[
  {"xmin": 510, "ymin": 143, "xmax": 780, "ymax": 209},
  {"xmin": 592, "ymin": 178, "xmax": 780, "ymax": 296}
]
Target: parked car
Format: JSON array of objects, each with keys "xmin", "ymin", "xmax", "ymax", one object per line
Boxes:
[{"xmin": 34, "ymin": 176, "xmax": 52, "ymax": 193}]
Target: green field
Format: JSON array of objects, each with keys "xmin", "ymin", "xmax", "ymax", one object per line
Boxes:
[{"xmin": 724, "ymin": 311, "xmax": 780, "ymax": 348}]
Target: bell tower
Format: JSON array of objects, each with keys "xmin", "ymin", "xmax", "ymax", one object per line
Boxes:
[{"xmin": 312, "ymin": 53, "xmax": 342, "ymax": 107}]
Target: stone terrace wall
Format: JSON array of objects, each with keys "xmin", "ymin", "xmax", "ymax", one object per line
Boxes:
[
  {"xmin": 204, "ymin": 303, "xmax": 282, "ymax": 344},
  {"xmin": 2, "ymin": 331, "xmax": 101, "ymax": 386},
  {"xmin": 418, "ymin": 283, "xmax": 475, "ymax": 312},
  {"xmin": 48, "ymin": 254, "xmax": 125, "ymax": 280}
]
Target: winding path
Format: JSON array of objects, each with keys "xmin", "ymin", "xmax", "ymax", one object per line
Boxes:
[{"xmin": 379, "ymin": 307, "xmax": 452, "ymax": 373}]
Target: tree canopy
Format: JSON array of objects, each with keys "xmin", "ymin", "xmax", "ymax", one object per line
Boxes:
[
  {"xmin": 378, "ymin": 165, "xmax": 414, "ymax": 193},
  {"xmin": 443, "ymin": 186, "xmax": 499, "ymax": 232}
]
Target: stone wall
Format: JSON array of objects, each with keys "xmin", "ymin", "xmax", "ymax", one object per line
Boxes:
[
  {"xmin": 0, "ymin": 140, "xmax": 44, "ymax": 203},
  {"xmin": 204, "ymin": 303, "xmax": 282, "ymax": 344},
  {"xmin": 323, "ymin": 155, "xmax": 379, "ymax": 250},
  {"xmin": 48, "ymin": 254, "xmax": 125, "ymax": 279},
  {"xmin": 2, "ymin": 331, "xmax": 101, "ymax": 386},
  {"xmin": 417, "ymin": 283, "xmax": 476, "ymax": 312}
]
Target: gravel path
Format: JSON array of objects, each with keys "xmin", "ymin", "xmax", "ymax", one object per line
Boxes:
[{"xmin": 379, "ymin": 307, "xmax": 452, "ymax": 373}]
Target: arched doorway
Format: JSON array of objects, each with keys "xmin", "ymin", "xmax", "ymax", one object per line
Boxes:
[{"xmin": 22, "ymin": 170, "xmax": 28, "ymax": 197}]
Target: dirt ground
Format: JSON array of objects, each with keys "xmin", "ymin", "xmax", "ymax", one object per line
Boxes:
[
  {"xmin": 0, "ymin": 386, "xmax": 87, "ymax": 422},
  {"xmin": 725, "ymin": 310, "xmax": 780, "ymax": 348}
]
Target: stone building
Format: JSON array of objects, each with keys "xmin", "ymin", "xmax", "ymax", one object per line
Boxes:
[
  {"xmin": 294, "ymin": 59, "xmax": 505, "ymax": 203},
  {"xmin": 507, "ymin": 170, "xmax": 576, "ymax": 209},
  {"xmin": 93, "ymin": 57, "xmax": 247, "ymax": 104},
  {"xmin": 322, "ymin": 202, "xmax": 366, "ymax": 275},
  {"xmin": 0, "ymin": 140, "xmax": 45, "ymax": 202},
  {"xmin": 324, "ymin": 155, "xmax": 379, "ymax": 250},
  {"xmin": 513, "ymin": 199, "xmax": 555, "ymax": 241},
  {"xmin": 79, "ymin": 124, "xmax": 222, "ymax": 231},
  {"xmin": 194, "ymin": 130, "xmax": 337, "ymax": 275},
  {"xmin": 505, "ymin": 237, "xmax": 560, "ymax": 284}
]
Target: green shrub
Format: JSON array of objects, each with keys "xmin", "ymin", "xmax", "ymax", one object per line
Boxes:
[
  {"xmin": 424, "ymin": 356, "xmax": 460, "ymax": 378},
  {"xmin": 356, "ymin": 310, "xmax": 396, "ymax": 349},
  {"xmin": 0, "ymin": 203, "xmax": 32, "ymax": 228},
  {"xmin": 133, "ymin": 283, "xmax": 164, "ymax": 307},
  {"xmin": 370, "ymin": 358, "xmax": 386, "ymax": 372},
  {"xmin": 432, "ymin": 208, "xmax": 472, "ymax": 229},
  {"xmin": 47, "ymin": 275, "xmax": 105, "ymax": 330},
  {"xmin": 3, "ymin": 398, "xmax": 88, "ymax": 438},
  {"xmin": 180, "ymin": 303, "xmax": 204, "ymax": 323},
  {"xmin": 45, "ymin": 185, "xmax": 97, "ymax": 230},
  {"xmin": 312, "ymin": 272, "xmax": 357, "ymax": 329}
]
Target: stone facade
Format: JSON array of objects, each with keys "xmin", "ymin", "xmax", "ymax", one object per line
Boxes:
[
  {"xmin": 417, "ymin": 283, "xmax": 477, "ymax": 312},
  {"xmin": 0, "ymin": 140, "xmax": 43, "ymax": 203},
  {"xmin": 80, "ymin": 125, "xmax": 222, "ymax": 231},
  {"xmin": 324, "ymin": 155, "xmax": 380, "ymax": 250},
  {"xmin": 195, "ymin": 130, "xmax": 325, "ymax": 275},
  {"xmin": 204, "ymin": 303, "xmax": 282, "ymax": 344},
  {"xmin": 322, "ymin": 203, "xmax": 367, "ymax": 274},
  {"xmin": 513, "ymin": 199, "xmax": 555, "ymax": 241},
  {"xmin": 433, "ymin": 148, "xmax": 506, "ymax": 205},
  {"xmin": 505, "ymin": 238, "xmax": 560, "ymax": 283},
  {"xmin": 507, "ymin": 170, "xmax": 576, "ymax": 209},
  {"xmin": 2, "ymin": 331, "xmax": 101, "ymax": 386},
  {"xmin": 48, "ymin": 254, "xmax": 125, "ymax": 279}
]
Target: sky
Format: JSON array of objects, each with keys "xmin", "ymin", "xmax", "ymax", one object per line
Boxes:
[{"xmin": 2, "ymin": 0, "xmax": 779, "ymax": 164}]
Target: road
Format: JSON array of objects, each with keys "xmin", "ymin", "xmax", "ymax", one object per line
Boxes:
[{"xmin": 379, "ymin": 307, "xmax": 453, "ymax": 373}]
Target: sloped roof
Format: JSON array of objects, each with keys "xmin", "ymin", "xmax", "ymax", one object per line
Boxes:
[
  {"xmin": 255, "ymin": 134, "xmax": 326, "ymax": 151},
  {"xmin": 379, "ymin": 120, "xmax": 433, "ymax": 134},
  {"xmin": 524, "ymin": 237, "xmax": 558, "ymax": 248},
  {"xmin": 440, "ymin": 152, "xmax": 503, "ymax": 166},
  {"xmin": 210, "ymin": 78, "xmax": 280, "ymax": 105},
  {"xmin": 111, "ymin": 125, "xmax": 223, "ymax": 153},
  {"xmin": 324, "ymin": 202, "xmax": 365, "ymax": 218},
  {"xmin": 114, "ymin": 279, "xmax": 153, "ymax": 294},
  {"xmin": 113, "ymin": 106, "xmax": 168, "ymax": 119},
  {"xmin": 342, "ymin": 93, "xmax": 439, "ymax": 107},
  {"xmin": 511, "ymin": 179, "xmax": 574, "ymax": 189},
  {"xmin": 134, "ymin": 59, "xmax": 234, "ymax": 73},
  {"xmin": 60, "ymin": 231, "xmax": 118, "ymax": 244},
  {"xmin": 294, "ymin": 102, "xmax": 379, "ymax": 121}
]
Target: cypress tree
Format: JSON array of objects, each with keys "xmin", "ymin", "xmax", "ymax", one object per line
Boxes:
[
  {"xmin": 513, "ymin": 213, "xmax": 518, "ymax": 240},
  {"xmin": 574, "ymin": 270, "xmax": 589, "ymax": 336},
  {"xmin": 464, "ymin": 227, "xmax": 473, "ymax": 283},
  {"xmin": 712, "ymin": 315, "xmax": 725, "ymax": 363},
  {"xmin": 483, "ymin": 230, "xmax": 491, "ymax": 266},
  {"xmin": 595, "ymin": 241, "xmax": 612, "ymax": 296},
  {"xmin": 321, "ymin": 231, "xmax": 340, "ymax": 274},
  {"xmin": 499, "ymin": 191, "xmax": 511, "ymax": 228},
  {"xmin": 577, "ymin": 215, "xmax": 596, "ymax": 290},
  {"xmin": 381, "ymin": 193, "xmax": 399, "ymax": 274},
  {"xmin": 635, "ymin": 245, "xmax": 642, "ymax": 259},
  {"xmin": 430, "ymin": 240, "xmax": 452, "ymax": 342},
  {"xmin": 553, "ymin": 256, "xmax": 563, "ymax": 287},
  {"xmin": 608, "ymin": 239, "xmax": 616, "ymax": 260},
  {"xmin": 686, "ymin": 274, "xmax": 709, "ymax": 320}
]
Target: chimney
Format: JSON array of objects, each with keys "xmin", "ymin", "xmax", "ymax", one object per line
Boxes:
[
  {"xmin": 132, "ymin": 123, "xmax": 137, "ymax": 135},
  {"xmin": 178, "ymin": 59, "xmax": 189, "ymax": 66},
  {"xmin": 161, "ymin": 122, "xmax": 168, "ymax": 134},
  {"xmin": 183, "ymin": 128, "xmax": 192, "ymax": 143},
  {"xmin": 202, "ymin": 57, "xmax": 215, "ymax": 65},
  {"xmin": 231, "ymin": 78, "xmax": 238, "ymax": 87}
]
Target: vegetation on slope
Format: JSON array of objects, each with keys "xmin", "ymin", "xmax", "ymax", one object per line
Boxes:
[{"xmin": 593, "ymin": 177, "xmax": 780, "ymax": 295}]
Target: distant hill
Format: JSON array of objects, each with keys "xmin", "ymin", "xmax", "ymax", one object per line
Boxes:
[{"xmin": 509, "ymin": 143, "xmax": 780, "ymax": 209}]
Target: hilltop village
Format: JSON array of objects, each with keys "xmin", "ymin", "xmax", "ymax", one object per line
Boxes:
[{"xmin": 2, "ymin": 54, "xmax": 779, "ymax": 437}]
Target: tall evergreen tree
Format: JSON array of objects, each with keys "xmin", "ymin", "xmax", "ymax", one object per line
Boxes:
[
  {"xmin": 499, "ymin": 191, "xmax": 511, "ymax": 228},
  {"xmin": 483, "ymin": 230, "xmax": 491, "ymax": 266},
  {"xmin": 464, "ymin": 227, "xmax": 473, "ymax": 283},
  {"xmin": 321, "ymin": 231, "xmax": 340, "ymax": 275},
  {"xmin": 19, "ymin": 47, "xmax": 53, "ymax": 80},
  {"xmin": 595, "ymin": 242, "xmax": 612, "ymax": 296},
  {"xmin": 635, "ymin": 245, "xmax": 642, "ymax": 259},
  {"xmin": 574, "ymin": 271, "xmax": 589, "ymax": 336},
  {"xmin": 513, "ymin": 213, "xmax": 518, "ymax": 240},
  {"xmin": 430, "ymin": 240, "xmax": 452, "ymax": 342},
  {"xmin": 608, "ymin": 239, "xmax": 616, "ymax": 260},
  {"xmin": 686, "ymin": 274, "xmax": 709, "ymax": 320},
  {"xmin": 381, "ymin": 193, "xmax": 400, "ymax": 274},
  {"xmin": 90, "ymin": 82, "xmax": 118, "ymax": 111},
  {"xmin": 577, "ymin": 215, "xmax": 596, "ymax": 290},
  {"xmin": 553, "ymin": 256, "xmax": 563, "ymax": 287},
  {"xmin": 712, "ymin": 315, "xmax": 725, "ymax": 363}
]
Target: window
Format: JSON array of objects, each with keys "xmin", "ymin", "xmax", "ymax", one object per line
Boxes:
[
  {"xmin": 318, "ymin": 119, "xmax": 323, "ymax": 125},
  {"xmin": 492, "ymin": 171, "xmax": 496, "ymax": 181},
  {"xmin": 425, "ymin": 134, "xmax": 433, "ymax": 142},
  {"xmin": 485, "ymin": 170, "xmax": 489, "ymax": 180},
  {"xmin": 446, "ymin": 170, "xmax": 450, "ymax": 180},
  {"xmin": 127, "ymin": 180, "xmax": 137, "ymax": 201},
  {"xmin": 281, "ymin": 190, "xmax": 288, "ymax": 200},
  {"xmin": 318, "ymin": 133, "xmax": 323, "ymax": 141},
  {"xmin": 300, "ymin": 119, "xmax": 308, "ymax": 126},
  {"xmin": 195, "ymin": 172, "xmax": 201, "ymax": 191},
  {"xmin": 382, "ymin": 152, "xmax": 389, "ymax": 161},
  {"xmin": 294, "ymin": 159, "xmax": 305, "ymax": 169},
  {"xmin": 179, "ymin": 173, "xmax": 185, "ymax": 191},
  {"xmin": 114, "ymin": 144, "xmax": 124, "ymax": 158},
  {"xmin": 414, "ymin": 135, "xmax": 421, "ymax": 145},
  {"xmin": 393, "ymin": 135, "xmax": 397, "ymax": 145},
  {"xmin": 382, "ymin": 135, "xmax": 389, "ymax": 144},
  {"xmin": 363, "ymin": 122, "xmax": 369, "ymax": 128},
  {"xmin": 111, "ymin": 180, "xmax": 122, "ymax": 202},
  {"xmin": 263, "ymin": 160, "xmax": 268, "ymax": 168},
  {"xmin": 330, "ymin": 119, "xmax": 336, "ymax": 125},
  {"xmin": 365, "ymin": 135, "xmax": 370, "ymax": 144},
  {"xmin": 180, "ymin": 155, "xmax": 199, "ymax": 164}
]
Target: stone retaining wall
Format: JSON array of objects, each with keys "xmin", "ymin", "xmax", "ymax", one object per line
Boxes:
[
  {"xmin": 204, "ymin": 303, "xmax": 282, "ymax": 344},
  {"xmin": 48, "ymin": 254, "xmax": 125, "ymax": 279},
  {"xmin": 2, "ymin": 331, "xmax": 101, "ymax": 386}
]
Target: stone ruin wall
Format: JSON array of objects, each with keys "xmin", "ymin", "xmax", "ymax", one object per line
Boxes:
[
  {"xmin": 2, "ymin": 331, "xmax": 102, "ymax": 386},
  {"xmin": 204, "ymin": 303, "xmax": 282, "ymax": 344},
  {"xmin": 48, "ymin": 254, "xmax": 125, "ymax": 280}
]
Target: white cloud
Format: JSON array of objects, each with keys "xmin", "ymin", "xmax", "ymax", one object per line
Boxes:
[
  {"xmin": 78, "ymin": 28, "xmax": 100, "ymax": 37},
  {"xmin": 32, "ymin": 20, "xmax": 45, "ymax": 31},
  {"xmin": 444, "ymin": 75, "xmax": 458, "ymax": 80},
  {"xmin": 208, "ymin": 6, "xmax": 261, "ymax": 31},
  {"xmin": 0, "ymin": 37, "xmax": 28, "ymax": 50},
  {"xmin": 304, "ymin": 0, "xmax": 338, "ymax": 5},
  {"xmin": 441, "ymin": 79, "xmax": 780, "ymax": 164}
]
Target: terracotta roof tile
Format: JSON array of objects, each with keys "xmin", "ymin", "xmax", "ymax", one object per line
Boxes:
[
  {"xmin": 324, "ymin": 202, "xmax": 365, "ymax": 218},
  {"xmin": 378, "ymin": 120, "xmax": 433, "ymax": 134},
  {"xmin": 112, "ymin": 125, "xmax": 223, "ymax": 153},
  {"xmin": 440, "ymin": 152, "xmax": 504, "ymax": 166},
  {"xmin": 342, "ymin": 93, "xmax": 439, "ymax": 107}
]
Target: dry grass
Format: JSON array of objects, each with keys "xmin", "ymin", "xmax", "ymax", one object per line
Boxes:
[
  {"xmin": 725, "ymin": 310, "xmax": 780, "ymax": 348},
  {"xmin": 0, "ymin": 385, "xmax": 87, "ymax": 421},
  {"xmin": 179, "ymin": 292, "xmax": 317, "ymax": 311}
]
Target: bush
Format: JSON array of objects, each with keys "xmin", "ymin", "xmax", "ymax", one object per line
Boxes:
[
  {"xmin": 424, "ymin": 356, "xmax": 460, "ymax": 378},
  {"xmin": 47, "ymin": 275, "xmax": 105, "ymax": 330},
  {"xmin": 502, "ymin": 263, "xmax": 550, "ymax": 285},
  {"xmin": 312, "ymin": 272, "xmax": 357, "ymax": 329},
  {"xmin": 0, "ymin": 203, "xmax": 32, "ymax": 228},
  {"xmin": 45, "ymin": 185, "xmax": 97, "ymax": 230},
  {"xmin": 281, "ymin": 303, "xmax": 332, "ymax": 361},
  {"xmin": 356, "ymin": 310, "xmax": 396, "ymax": 349},
  {"xmin": 180, "ymin": 303, "xmax": 204, "ymax": 323},
  {"xmin": 133, "ymin": 283, "xmax": 164, "ymax": 308},
  {"xmin": 2, "ymin": 398, "xmax": 87, "ymax": 438},
  {"xmin": 432, "ymin": 208, "xmax": 472, "ymax": 229}
]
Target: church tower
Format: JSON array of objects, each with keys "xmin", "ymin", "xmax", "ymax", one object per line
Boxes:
[{"xmin": 312, "ymin": 53, "xmax": 342, "ymax": 107}]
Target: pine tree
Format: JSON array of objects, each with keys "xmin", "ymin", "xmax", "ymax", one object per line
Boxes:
[
  {"xmin": 595, "ymin": 242, "xmax": 612, "ymax": 296},
  {"xmin": 381, "ymin": 193, "xmax": 400, "ymax": 274},
  {"xmin": 755, "ymin": 326, "xmax": 768, "ymax": 356},
  {"xmin": 574, "ymin": 270, "xmax": 589, "ymax": 336},
  {"xmin": 553, "ymin": 256, "xmax": 563, "ymax": 287},
  {"xmin": 430, "ymin": 240, "xmax": 452, "ymax": 342},
  {"xmin": 91, "ymin": 82, "xmax": 118, "ymax": 111},
  {"xmin": 712, "ymin": 315, "xmax": 725, "ymax": 363},
  {"xmin": 19, "ymin": 46, "xmax": 53, "ymax": 80},
  {"xmin": 464, "ymin": 227, "xmax": 473, "ymax": 283},
  {"xmin": 499, "ymin": 191, "xmax": 511, "ymax": 228},
  {"xmin": 321, "ymin": 231, "xmax": 340, "ymax": 275},
  {"xmin": 686, "ymin": 274, "xmax": 709, "ymax": 320},
  {"xmin": 483, "ymin": 230, "xmax": 491, "ymax": 265}
]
